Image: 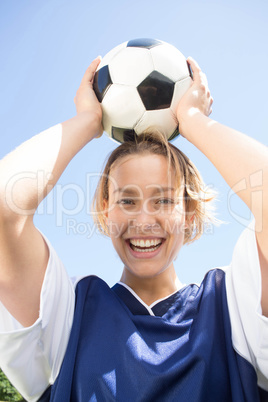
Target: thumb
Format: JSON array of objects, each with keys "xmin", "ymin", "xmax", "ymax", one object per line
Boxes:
[{"xmin": 80, "ymin": 56, "xmax": 102, "ymax": 86}]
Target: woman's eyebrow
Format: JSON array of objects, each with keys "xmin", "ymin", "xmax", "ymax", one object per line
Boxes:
[
  {"xmin": 112, "ymin": 188, "xmax": 140, "ymax": 195},
  {"xmin": 154, "ymin": 187, "xmax": 176, "ymax": 193},
  {"xmin": 113, "ymin": 186, "xmax": 176, "ymax": 195},
  {"xmin": 147, "ymin": 186, "xmax": 176, "ymax": 195}
]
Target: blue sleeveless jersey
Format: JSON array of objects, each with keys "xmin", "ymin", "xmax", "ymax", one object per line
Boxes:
[{"xmin": 47, "ymin": 269, "xmax": 265, "ymax": 401}]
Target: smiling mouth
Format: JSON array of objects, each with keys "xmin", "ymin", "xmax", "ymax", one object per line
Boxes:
[{"xmin": 128, "ymin": 238, "xmax": 163, "ymax": 253}]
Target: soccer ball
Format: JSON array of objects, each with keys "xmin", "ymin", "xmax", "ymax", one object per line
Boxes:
[{"xmin": 93, "ymin": 38, "xmax": 192, "ymax": 143}]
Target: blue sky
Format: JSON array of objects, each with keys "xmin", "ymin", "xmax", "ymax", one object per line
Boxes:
[{"xmin": 1, "ymin": 0, "xmax": 267, "ymax": 286}]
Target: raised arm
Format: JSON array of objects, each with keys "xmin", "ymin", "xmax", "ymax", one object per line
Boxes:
[
  {"xmin": 0, "ymin": 57, "xmax": 103, "ymax": 327},
  {"xmin": 177, "ymin": 58, "xmax": 268, "ymax": 315}
]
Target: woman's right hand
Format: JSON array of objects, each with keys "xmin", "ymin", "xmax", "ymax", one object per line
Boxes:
[
  {"xmin": 176, "ymin": 57, "xmax": 213, "ymax": 139},
  {"xmin": 74, "ymin": 57, "xmax": 103, "ymax": 138}
]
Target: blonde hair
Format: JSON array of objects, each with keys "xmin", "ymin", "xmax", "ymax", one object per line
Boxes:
[{"xmin": 92, "ymin": 130, "xmax": 217, "ymax": 244}]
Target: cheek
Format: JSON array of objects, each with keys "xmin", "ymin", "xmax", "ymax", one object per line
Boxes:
[
  {"xmin": 107, "ymin": 207, "xmax": 128, "ymax": 238},
  {"xmin": 162, "ymin": 205, "xmax": 186, "ymax": 228},
  {"xmin": 160, "ymin": 211, "xmax": 186, "ymax": 248},
  {"xmin": 167, "ymin": 219, "xmax": 186, "ymax": 240}
]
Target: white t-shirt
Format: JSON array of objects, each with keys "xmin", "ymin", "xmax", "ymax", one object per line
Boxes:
[{"xmin": 0, "ymin": 221, "xmax": 268, "ymax": 401}]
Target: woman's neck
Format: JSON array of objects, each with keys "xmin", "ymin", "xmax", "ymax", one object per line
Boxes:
[{"xmin": 119, "ymin": 265, "xmax": 182, "ymax": 306}]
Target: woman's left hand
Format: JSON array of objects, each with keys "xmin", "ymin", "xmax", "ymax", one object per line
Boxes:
[
  {"xmin": 176, "ymin": 57, "xmax": 213, "ymax": 137},
  {"xmin": 74, "ymin": 57, "xmax": 103, "ymax": 138}
]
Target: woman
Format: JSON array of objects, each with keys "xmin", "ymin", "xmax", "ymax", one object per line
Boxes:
[{"xmin": 0, "ymin": 57, "xmax": 267, "ymax": 401}]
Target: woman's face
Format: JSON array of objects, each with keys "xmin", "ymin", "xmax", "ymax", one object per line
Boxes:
[{"xmin": 106, "ymin": 153, "xmax": 186, "ymax": 279}]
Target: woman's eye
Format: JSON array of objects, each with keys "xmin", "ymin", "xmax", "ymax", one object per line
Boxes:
[
  {"xmin": 157, "ymin": 198, "xmax": 174, "ymax": 205},
  {"xmin": 117, "ymin": 199, "xmax": 134, "ymax": 205}
]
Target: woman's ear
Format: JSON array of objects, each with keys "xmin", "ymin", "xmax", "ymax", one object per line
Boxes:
[
  {"xmin": 103, "ymin": 199, "xmax": 109, "ymax": 219},
  {"xmin": 189, "ymin": 213, "xmax": 195, "ymax": 222},
  {"xmin": 102, "ymin": 199, "xmax": 110, "ymax": 236},
  {"xmin": 185, "ymin": 211, "xmax": 195, "ymax": 228}
]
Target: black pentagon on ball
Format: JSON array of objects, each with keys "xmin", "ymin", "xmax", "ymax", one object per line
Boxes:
[
  {"xmin": 187, "ymin": 61, "xmax": 193, "ymax": 79},
  {"xmin": 93, "ymin": 65, "xmax": 112, "ymax": 103},
  {"xmin": 127, "ymin": 38, "xmax": 162, "ymax": 49},
  {"xmin": 111, "ymin": 127, "xmax": 138, "ymax": 143},
  {"xmin": 137, "ymin": 71, "xmax": 174, "ymax": 111},
  {"xmin": 168, "ymin": 127, "xmax": 180, "ymax": 141}
]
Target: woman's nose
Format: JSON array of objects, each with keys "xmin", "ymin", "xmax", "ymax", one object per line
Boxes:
[{"xmin": 130, "ymin": 202, "xmax": 159, "ymax": 229}]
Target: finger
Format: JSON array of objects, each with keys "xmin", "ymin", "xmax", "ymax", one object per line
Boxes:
[
  {"xmin": 208, "ymin": 97, "xmax": 213, "ymax": 115},
  {"xmin": 187, "ymin": 57, "xmax": 202, "ymax": 84},
  {"xmin": 80, "ymin": 56, "xmax": 102, "ymax": 86},
  {"xmin": 201, "ymin": 72, "xmax": 209, "ymax": 88},
  {"xmin": 209, "ymin": 96, "xmax": 214, "ymax": 108}
]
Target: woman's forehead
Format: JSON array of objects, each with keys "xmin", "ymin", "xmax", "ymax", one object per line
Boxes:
[
  {"xmin": 108, "ymin": 153, "xmax": 181, "ymax": 193},
  {"xmin": 110, "ymin": 153, "xmax": 170, "ymax": 177}
]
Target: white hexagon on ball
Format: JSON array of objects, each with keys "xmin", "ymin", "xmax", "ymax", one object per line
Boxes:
[
  {"xmin": 170, "ymin": 76, "xmax": 192, "ymax": 115},
  {"xmin": 109, "ymin": 47, "xmax": 154, "ymax": 86},
  {"xmin": 150, "ymin": 43, "xmax": 190, "ymax": 83},
  {"xmin": 135, "ymin": 108, "xmax": 178, "ymax": 138},
  {"xmin": 97, "ymin": 42, "xmax": 127, "ymax": 70},
  {"xmin": 102, "ymin": 84, "xmax": 146, "ymax": 135}
]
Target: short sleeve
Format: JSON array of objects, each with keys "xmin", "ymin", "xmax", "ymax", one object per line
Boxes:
[
  {"xmin": 0, "ymin": 232, "xmax": 75, "ymax": 402},
  {"xmin": 225, "ymin": 220, "xmax": 268, "ymax": 391}
]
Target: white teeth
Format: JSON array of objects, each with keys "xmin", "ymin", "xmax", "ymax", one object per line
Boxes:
[
  {"xmin": 129, "ymin": 239, "xmax": 163, "ymax": 252},
  {"xmin": 131, "ymin": 245, "xmax": 160, "ymax": 253},
  {"xmin": 129, "ymin": 239, "xmax": 162, "ymax": 248}
]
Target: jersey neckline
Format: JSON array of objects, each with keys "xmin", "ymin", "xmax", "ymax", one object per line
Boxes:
[{"xmin": 112, "ymin": 281, "xmax": 186, "ymax": 317}]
